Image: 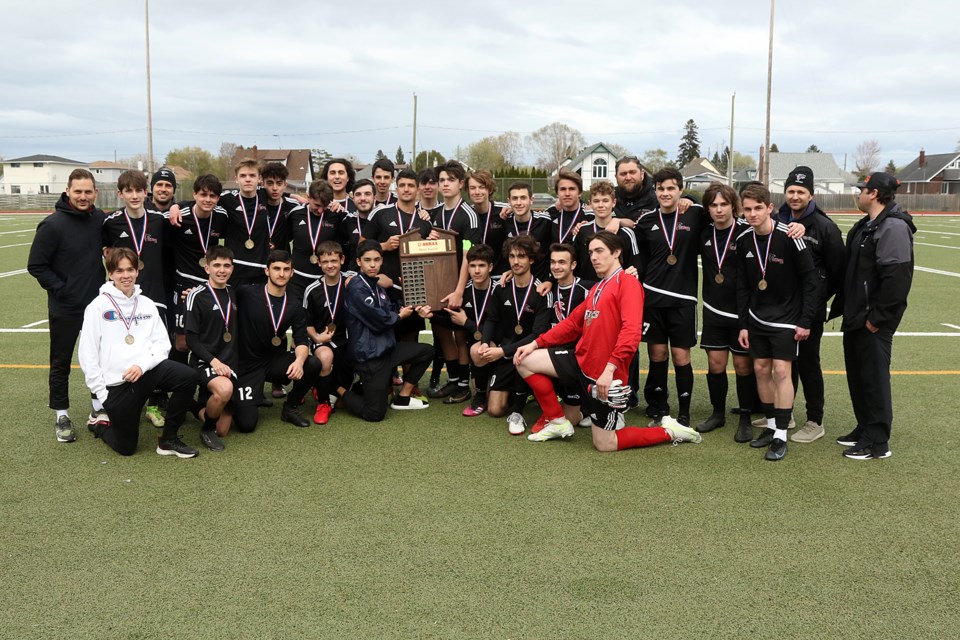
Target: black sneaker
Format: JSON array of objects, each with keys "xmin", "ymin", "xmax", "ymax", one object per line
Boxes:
[
  {"xmin": 734, "ymin": 421, "xmax": 753, "ymax": 443},
  {"xmin": 200, "ymin": 430, "xmax": 225, "ymax": 452},
  {"xmin": 428, "ymin": 381, "xmax": 459, "ymax": 399},
  {"xmin": 157, "ymin": 436, "xmax": 199, "ymax": 458},
  {"xmin": 836, "ymin": 430, "xmax": 861, "ymax": 447},
  {"xmin": 444, "ymin": 386, "xmax": 472, "ymax": 404},
  {"xmin": 280, "ymin": 403, "xmax": 310, "ymax": 428},
  {"xmin": 696, "ymin": 412, "xmax": 725, "ymax": 433},
  {"xmin": 750, "ymin": 429, "xmax": 776, "ymax": 448},
  {"xmin": 765, "ymin": 438, "xmax": 787, "ymax": 461},
  {"xmin": 843, "ymin": 443, "xmax": 892, "ymax": 460}
]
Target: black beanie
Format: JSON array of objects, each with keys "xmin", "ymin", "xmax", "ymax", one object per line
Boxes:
[
  {"xmin": 785, "ymin": 166, "xmax": 814, "ymax": 194},
  {"xmin": 151, "ymin": 167, "xmax": 177, "ymax": 190}
]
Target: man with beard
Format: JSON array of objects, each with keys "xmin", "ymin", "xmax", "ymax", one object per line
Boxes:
[
  {"xmin": 613, "ymin": 156, "xmax": 658, "ymax": 221},
  {"xmin": 339, "ymin": 178, "xmax": 376, "ymax": 268}
]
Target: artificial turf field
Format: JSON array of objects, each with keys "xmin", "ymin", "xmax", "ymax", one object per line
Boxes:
[{"xmin": 1, "ymin": 211, "xmax": 959, "ymax": 639}]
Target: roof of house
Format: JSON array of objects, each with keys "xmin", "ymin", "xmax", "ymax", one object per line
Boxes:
[
  {"xmin": 557, "ymin": 142, "xmax": 619, "ymax": 174},
  {"xmin": 89, "ymin": 161, "xmax": 129, "ymax": 170},
  {"xmin": 231, "ymin": 146, "xmax": 313, "ymax": 185},
  {"xmin": 681, "ymin": 157, "xmax": 724, "ymax": 179},
  {"xmin": 3, "ymin": 154, "xmax": 85, "ymax": 165},
  {"xmin": 896, "ymin": 152, "xmax": 960, "ymax": 183},
  {"xmin": 768, "ymin": 152, "xmax": 849, "ymax": 183}
]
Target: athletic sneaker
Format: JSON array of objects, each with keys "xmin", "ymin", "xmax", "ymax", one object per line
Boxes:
[
  {"xmin": 752, "ymin": 414, "xmax": 795, "ymax": 429},
  {"xmin": 55, "ymin": 415, "xmax": 77, "ymax": 443},
  {"xmin": 87, "ymin": 409, "xmax": 110, "ymax": 428},
  {"xmin": 144, "ymin": 405, "xmax": 165, "ymax": 428},
  {"xmin": 271, "ymin": 385, "xmax": 288, "ymax": 399},
  {"xmin": 661, "ymin": 416, "xmax": 703, "ymax": 444},
  {"xmin": 843, "ymin": 443, "xmax": 892, "ymax": 460},
  {"xmin": 836, "ymin": 430, "xmax": 860, "ymax": 447},
  {"xmin": 507, "ymin": 412, "xmax": 527, "ymax": 436},
  {"xmin": 444, "ymin": 386, "xmax": 471, "ymax": 404},
  {"xmin": 428, "ymin": 381, "xmax": 458, "ymax": 399},
  {"xmin": 280, "ymin": 403, "xmax": 310, "ymax": 428},
  {"xmin": 156, "ymin": 437, "xmax": 199, "ymax": 458},
  {"xmin": 199, "ymin": 430, "xmax": 225, "ymax": 452},
  {"xmin": 791, "ymin": 420, "xmax": 824, "ymax": 443},
  {"xmin": 527, "ymin": 417, "xmax": 574, "ymax": 442},
  {"xmin": 462, "ymin": 395, "xmax": 486, "ymax": 417},
  {"xmin": 390, "ymin": 397, "xmax": 428, "ymax": 411},
  {"xmin": 578, "ymin": 415, "xmax": 593, "ymax": 428},
  {"xmin": 313, "ymin": 403, "xmax": 332, "ymax": 425}
]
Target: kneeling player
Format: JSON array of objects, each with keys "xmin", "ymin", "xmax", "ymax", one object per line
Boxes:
[
  {"xmin": 184, "ymin": 246, "xmax": 239, "ymax": 451},
  {"xmin": 79, "ymin": 248, "xmax": 199, "ymax": 457},
  {"xmin": 513, "ymin": 232, "xmax": 702, "ymax": 450}
]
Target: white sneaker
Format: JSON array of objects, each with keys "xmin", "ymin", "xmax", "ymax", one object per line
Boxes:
[
  {"xmin": 661, "ymin": 416, "xmax": 703, "ymax": 444},
  {"xmin": 527, "ymin": 417, "xmax": 575, "ymax": 442},
  {"xmin": 391, "ymin": 397, "xmax": 428, "ymax": 410},
  {"xmin": 578, "ymin": 414, "xmax": 593, "ymax": 428},
  {"xmin": 507, "ymin": 412, "xmax": 526, "ymax": 435}
]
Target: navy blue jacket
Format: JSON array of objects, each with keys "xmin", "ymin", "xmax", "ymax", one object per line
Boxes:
[{"xmin": 344, "ymin": 273, "xmax": 399, "ymax": 363}]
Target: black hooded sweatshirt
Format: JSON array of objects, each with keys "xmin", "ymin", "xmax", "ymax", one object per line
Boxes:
[{"xmin": 614, "ymin": 173, "xmax": 659, "ymax": 222}]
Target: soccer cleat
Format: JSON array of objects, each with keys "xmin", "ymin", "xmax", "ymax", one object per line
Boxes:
[
  {"xmin": 578, "ymin": 414, "xmax": 593, "ymax": 428},
  {"xmin": 765, "ymin": 438, "xmax": 788, "ymax": 461},
  {"xmin": 199, "ymin": 430, "xmax": 225, "ymax": 452},
  {"xmin": 427, "ymin": 381, "xmax": 457, "ymax": 399},
  {"xmin": 661, "ymin": 416, "xmax": 703, "ymax": 444},
  {"xmin": 734, "ymin": 421, "xmax": 754, "ymax": 443},
  {"xmin": 462, "ymin": 394, "xmax": 486, "ymax": 417},
  {"xmin": 527, "ymin": 417, "xmax": 574, "ymax": 442},
  {"xmin": 791, "ymin": 420, "xmax": 825, "ymax": 443},
  {"xmin": 313, "ymin": 403, "xmax": 332, "ymax": 425},
  {"xmin": 55, "ymin": 415, "xmax": 77, "ymax": 443},
  {"xmin": 144, "ymin": 405, "xmax": 165, "ymax": 428},
  {"xmin": 156, "ymin": 436, "xmax": 199, "ymax": 458},
  {"xmin": 696, "ymin": 412, "xmax": 726, "ymax": 433},
  {"xmin": 843, "ymin": 443, "xmax": 892, "ymax": 460},
  {"xmin": 271, "ymin": 385, "xmax": 288, "ymax": 399},
  {"xmin": 280, "ymin": 403, "xmax": 310, "ymax": 428},
  {"xmin": 390, "ymin": 397, "xmax": 428, "ymax": 411},
  {"xmin": 507, "ymin": 412, "xmax": 527, "ymax": 436},
  {"xmin": 444, "ymin": 386, "xmax": 472, "ymax": 404},
  {"xmin": 677, "ymin": 414, "xmax": 691, "ymax": 427},
  {"xmin": 750, "ymin": 429, "xmax": 776, "ymax": 448},
  {"xmin": 836, "ymin": 430, "xmax": 861, "ymax": 447},
  {"xmin": 530, "ymin": 414, "xmax": 550, "ymax": 434}
]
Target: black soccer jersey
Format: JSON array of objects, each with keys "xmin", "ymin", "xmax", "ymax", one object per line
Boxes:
[
  {"xmin": 169, "ymin": 204, "xmax": 229, "ymax": 287},
  {"xmin": 360, "ymin": 204, "xmax": 431, "ymax": 288},
  {"xmin": 235, "ymin": 284, "xmax": 309, "ymax": 371},
  {"xmin": 735, "ymin": 221, "xmax": 819, "ymax": 332},
  {"xmin": 220, "ymin": 190, "xmax": 272, "ymax": 282},
  {"xmin": 303, "ymin": 275, "xmax": 350, "ymax": 348},
  {"xmin": 427, "ymin": 200, "xmax": 482, "ymax": 268},
  {"xmin": 375, "ymin": 193, "xmax": 399, "ymax": 208},
  {"xmin": 461, "ymin": 279, "xmax": 498, "ymax": 339},
  {"xmin": 290, "ymin": 205, "xmax": 344, "ymax": 281},
  {"xmin": 635, "ymin": 205, "xmax": 709, "ymax": 308},
  {"xmin": 574, "ymin": 221, "xmax": 640, "ymax": 281},
  {"xmin": 333, "ymin": 196, "xmax": 358, "ymax": 215},
  {"xmin": 552, "ymin": 277, "xmax": 594, "ymax": 326},
  {"xmin": 339, "ymin": 211, "xmax": 373, "ymax": 268},
  {"xmin": 184, "ymin": 283, "xmax": 239, "ymax": 369},
  {"xmin": 700, "ymin": 219, "xmax": 749, "ymax": 327},
  {"xmin": 502, "ymin": 212, "xmax": 553, "ymax": 280},
  {"xmin": 264, "ymin": 197, "xmax": 299, "ymax": 252},
  {"xmin": 102, "ymin": 208, "xmax": 168, "ymax": 309},
  {"xmin": 474, "ymin": 202, "xmax": 509, "ymax": 262},
  {"xmin": 545, "ymin": 202, "xmax": 595, "ymax": 245},
  {"xmin": 480, "ymin": 277, "xmax": 552, "ymax": 358}
]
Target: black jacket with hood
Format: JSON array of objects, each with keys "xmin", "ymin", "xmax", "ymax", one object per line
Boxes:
[{"xmin": 776, "ymin": 201, "xmax": 845, "ymax": 319}]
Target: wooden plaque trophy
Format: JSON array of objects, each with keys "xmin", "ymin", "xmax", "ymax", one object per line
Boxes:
[{"xmin": 399, "ymin": 228, "xmax": 460, "ymax": 309}]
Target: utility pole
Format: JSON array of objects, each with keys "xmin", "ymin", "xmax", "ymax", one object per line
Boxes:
[
  {"xmin": 763, "ymin": 0, "xmax": 775, "ymax": 187},
  {"xmin": 412, "ymin": 93, "xmax": 418, "ymax": 171},
  {"xmin": 145, "ymin": 0, "xmax": 155, "ymax": 174},
  {"xmin": 728, "ymin": 92, "xmax": 736, "ymax": 185}
]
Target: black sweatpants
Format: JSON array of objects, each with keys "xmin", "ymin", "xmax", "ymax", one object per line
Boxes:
[
  {"xmin": 48, "ymin": 313, "xmax": 84, "ymax": 410},
  {"xmin": 99, "ymin": 360, "xmax": 198, "ymax": 456},
  {"xmin": 843, "ymin": 327, "xmax": 894, "ymax": 446},
  {"xmin": 793, "ymin": 319, "xmax": 825, "ymax": 423},
  {"xmin": 343, "ymin": 342, "xmax": 434, "ymax": 422},
  {"xmin": 232, "ymin": 353, "xmax": 323, "ymax": 433}
]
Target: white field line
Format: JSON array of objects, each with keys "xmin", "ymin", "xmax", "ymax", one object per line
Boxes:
[
  {"xmin": 916, "ymin": 266, "xmax": 960, "ymax": 278},
  {"xmin": 943, "ymin": 324, "xmax": 960, "ymax": 331},
  {"xmin": 21, "ymin": 319, "xmax": 48, "ymax": 328},
  {"xmin": 916, "ymin": 243, "xmax": 960, "ymax": 250},
  {"xmin": 0, "ymin": 228, "xmax": 36, "ymax": 236},
  {"xmin": 0, "ymin": 268, "xmax": 28, "ymax": 278},
  {"xmin": 0, "ymin": 242, "xmax": 32, "ymax": 250}
]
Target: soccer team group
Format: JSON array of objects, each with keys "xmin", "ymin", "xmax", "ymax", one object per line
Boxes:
[{"xmin": 26, "ymin": 154, "xmax": 914, "ymax": 461}]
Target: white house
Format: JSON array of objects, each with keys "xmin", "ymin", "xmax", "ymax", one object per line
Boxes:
[
  {"xmin": 680, "ymin": 157, "xmax": 729, "ymax": 188},
  {"xmin": 552, "ymin": 143, "xmax": 620, "ymax": 191},
  {"xmin": 0, "ymin": 154, "xmax": 88, "ymax": 195},
  {"xmin": 89, "ymin": 161, "xmax": 133, "ymax": 187},
  {"xmin": 734, "ymin": 152, "xmax": 854, "ymax": 195}
]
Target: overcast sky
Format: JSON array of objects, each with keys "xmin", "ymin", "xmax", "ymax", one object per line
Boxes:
[{"xmin": 1, "ymin": 0, "xmax": 957, "ymax": 172}]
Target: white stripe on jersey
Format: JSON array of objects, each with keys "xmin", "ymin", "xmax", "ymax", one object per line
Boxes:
[
  {"xmin": 703, "ymin": 300, "xmax": 738, "ymax": 319},
  {"xmin": 749, "ymin": 309, "xmax": 797, "ymax": 330},
  {"xmin": 620, "ymin": 227, "xmax": 640, "ymax": 253},
  {"xmin": 642, "ymin": 282, "xmax": 699, "ymax": 303},
  {"xmin": 184, "ymin": 284, "xmax": 207, "ymax": 311}
]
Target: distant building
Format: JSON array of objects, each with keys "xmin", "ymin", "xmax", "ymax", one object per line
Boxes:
[
  {"xmin": 551, "ymin": 143, "xmax": 620, "ymax": 191},
  {"xmin": 89, "ymin": 161, "xmax": 132, "ymax": 187},
  {"xmin": 680, "ymin": 157, "xmax": 729, "ymax": 188},
  {"xmin": 228, "ymin": 146, "xmax": 315, "ymax": 191},
  {"xmin": 735, "ymin": 152, "xmax": 855, "ymax": 194},
  {"xmin": 0, "ymin": 154, "xmax": 88, "ymax": 195},
  {"xmin": 896, "ymin": 150, "xmax": 960, "ymax": 195}
]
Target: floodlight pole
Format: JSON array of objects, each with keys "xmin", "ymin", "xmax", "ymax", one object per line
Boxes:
[
  {"xmin": 763, "ymin": 0, "xmax": 775, "ymax": 187},
  {"xmin": 145, "ymin": 0, "xmax": 155, "ymax": 174}
]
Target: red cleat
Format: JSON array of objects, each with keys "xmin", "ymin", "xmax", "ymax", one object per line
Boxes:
[
  {"xmin": 313, "ymin": 403, "xmax": 332, "ymax": 425},
  {"xmin": 530, "ymin": 414, "xmax": 550, "ymax": 434}
]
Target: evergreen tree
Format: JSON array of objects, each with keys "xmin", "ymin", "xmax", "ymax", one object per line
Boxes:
[
  {"xmin": 676, "ymin": 119, "xmax": 701, "ymax": 167},
  {"xmin": 395, "ymin": 146, "xmax": 406, "ymax": 166},
  {"xmin": 885, "ymin": 159, "xmax": 897, "ymax": 174},
  {"xmin": 375, "ymin": 149, "xmax": 386, "ymax": 161}
]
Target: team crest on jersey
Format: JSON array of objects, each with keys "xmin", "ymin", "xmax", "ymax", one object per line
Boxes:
[
  {"xmin": 584, "ymin": 309, "xmax": 600, "ymax": 323},
  {"xmin": 770, "ymin": 255, "xmax": 784, "ymax": 264}
]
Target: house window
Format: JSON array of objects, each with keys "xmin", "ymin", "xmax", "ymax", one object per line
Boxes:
[
  {"xmin": 33, "ymin": 162, "xmax": 44, "ymax": 168},
  {"xmin": 40, "ymin": 185, "xmax": 50, "ymax": 194},
  {"xmin": 10, "ymin": 163, "xmax": 20, "ymax": 168},
  {"xmin": 11, "ymin": 186, "xmax": 21, "ymax": 194},
  {"xmin": 592, "ymin": 158, "xmax": 608, "ymax": 179}
]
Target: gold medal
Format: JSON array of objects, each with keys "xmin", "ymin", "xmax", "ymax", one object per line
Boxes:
[
  {"xmin": 222, "ymin": 331, "xmax": 232, "ymax": 343},
  {"xmin": 326, "ymin": 323, "xmax": 336, "ymax": 334},
  {"xmin": 715, "ymin": 273, "xmax": 724, "ymax": 285},
  {"xmin": 137, "ymin": 260, "xmax": 145, "ymax": 270},
  {"xmin": 310, "ymin": 254, "xmax": 319, "ymax": 264},
  {"xmin": 271, "ymin": 335, "xmax": 282, "ymax": 347},
  {"xmin": 474, "ymin": 330, "xmax": 482, "ymax": 341},
  {"xmin": 666, "ymin": 253, "xmax": 678, "ymax": 266},
  {"xmin": 199, "ymin": 257, "xmax": 207, "ymax": 267},
  {"xmin": 758, "ymin": 279, "xmax": 768, "ymax": 291},
  {"xmin": 245, "ymin": 238, "xmax": 255, "ymax": 250},
  {"xmin": 514, "ymin": 324, "xmax": 523, "ymax": 335},
  {"xmin": 124, "ymin": 334, "xmax": 135, "ymax": 345}
]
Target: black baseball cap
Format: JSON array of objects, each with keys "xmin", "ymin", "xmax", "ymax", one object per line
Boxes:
[{"xmin": 856, "ymin": 172, "xmax": 900, "ymax": 193}]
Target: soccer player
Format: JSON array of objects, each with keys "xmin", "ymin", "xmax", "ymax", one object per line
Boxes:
[
  {"xmin": 233, "ymin": 250, "xmax": 322, "ymax": 432},
  {"xmin": 372, "ymin": 158, "xmax": 398, "ymax": 207},
  {"xmin": 321, "ymin": 158, "xmax": 357, "ymax": 214},
  {"xmin": 417, "ymin": 168, "xmax": 440, "ymax": 211},
  {"xmin": 471, "ymin": 235, "xmax": 551, "ymax": 434},
  {"xmin": 775, "ymin": 167, "xmax": 845, "ymax": 443},
  {"xmin": 634, "ymin": 168, "xmax": 709, "ymax": 427},
  {"xmin": 340, "ymin": 178, "xmax": 377, "ymax": 268},
  {"xmin": 574, "ymin": 180, "xmax": 639, "ymax": 280},
  {"xmin": 303, "ymin": 241, "xmax": 353, "ymax": 426},
  {"xmin": 467, "ymin": 170, "xmax": 509, "ymax": 263},
  {"xmin": 261, "ymin": 162, "xmax": 298, "ymax": 252},
  {"xmin": 735, "ymin": 184, "xmax": 818, "ymax": 461},
  {"xmin": 832, "ymin": 173, "xmax": 914, "ymax": 460},
  {"xmin": 446, "ymin": 244, "xmax": 498, "ymax": 417},
  {"xmin": 289, "ymin": 179, "xmax": 342, "ymax": 300},
  {"xmin": 337, "ymin": 240, "xmax": 434, "ymax": 421},
  {"xmin": 502, "ymin": 181, "xmax": 552, "ymax": 279},
  {"xmin": 696, "ymin": 183, "xmax": 754, "ymax": 441},
  {"xmin": 184, "ymin": 246, "xmax": 238, "ymax": 451},
  {"xmin": 78, "ymin": 248, "xmax": 199, "ymax": 458},
  {"xmin": 28, "ymin": 168, "xmax": 107, "ymax": 442},
  {"xmin": 220, "ymin": 158, "xmax": 272, "ymax": 286},
  {"xmin": 545, "ymin": 171, "xmax": 594, "ymax": 245},
  {"xmin": 514, "ymin": 232, "xmax": 702, "ymax": 449},
  {"xmin": 613, "ymin": 156, "xmax": 658, "ymax": 221}
]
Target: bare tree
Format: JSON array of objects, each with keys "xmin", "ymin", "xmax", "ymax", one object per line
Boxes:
[
  {"xmin": 640, "ymin": 148, "xmax": 672, "ymax": 173},
  {"xmin": 855, "ymin": 139, "xmax": 882, "ymax": 176},
  {"xmin": 464, "ymin": 132, "xmax": 525, "ymax": 171},
  {"xmin": 604, "ymin": 142, "xmax": 632, "ymax": 159},
  {"xmin": 526, "ymin": 122, "xmax": 586, "ymax": 172}
]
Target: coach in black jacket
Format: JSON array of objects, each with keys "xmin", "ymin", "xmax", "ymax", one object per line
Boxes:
[{"xmin": 829, "ymin": 173, "xmax": 915, "ymax": 460}]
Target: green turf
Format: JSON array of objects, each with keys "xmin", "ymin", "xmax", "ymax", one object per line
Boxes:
[{"xmin": 2, "ymin": 214, "xmax": 960, "ymax": 639}]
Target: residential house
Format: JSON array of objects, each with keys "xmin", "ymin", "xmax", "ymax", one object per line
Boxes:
[
  {"xmin": 733, "ymin": 152, "xmax": 854, "ymax": 194},
  {"xmin": 551, "ymin": 143, "xmax": 620, "ymax": 191},
  {"xmin": 680, "ymin": 157, "xmax": 729, "ymax": 188},
  {"xmin": 0, "ymin": 154, "xmax": 88, "ymax": 195},
  {"xmin": 896, "ymin": 150, "xmax": 960, "ymax": 195},
  {"xmin": 229, "ymin": 146, "xmax": 314, "ymax": 191},
  {"xmin": 89, "ymin": 161, "xmax": 132, "ymax": 187}
]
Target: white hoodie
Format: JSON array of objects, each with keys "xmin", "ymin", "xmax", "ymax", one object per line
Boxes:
[{"xmin": 78, "ymin": 282, "xmax": 171, "ymax": 403}]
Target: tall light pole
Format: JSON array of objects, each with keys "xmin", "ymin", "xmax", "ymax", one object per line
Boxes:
[
  {"xmin": 412, "ymin": 93, "xmax": 418, "ymax": 170},
  {"xmin": 728, "ymin": 92, "xmax": 736, "ymax": 185},
  {"xmin": 145, "ymin": 0, "xmax": 155, "ymax": 174},
  {"xmin": 763, "ymin": 0, "xmax": 775, "ymax": 187}
]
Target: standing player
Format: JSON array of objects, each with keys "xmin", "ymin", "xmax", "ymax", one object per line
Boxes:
[
  {"xmin": 78, "ymin": 248, "xmax": 199, "ymax": 458},
  {"xmin": 220, "ymin": 158, "xmax": 272, "ymax": 286},
  {"xmin": 634, "ymin": 168, "xmax": 709, "ymax": 426},
  {"xmin": 467, "ymin": 170, "xmax": 509, "ymax": 264},
  {"xmin": 471, "ymin": 235, "xmax": 551, "ymax": 434},
  {"xmin": 574, "ymin": 181, "xmax": 639, "ymax": 280},
  {"xmin": 417, "ymin": 168, "xmax": 440, "ymax": 212},
  {"xmin": 696, "ymin": 183, "xmax": 754, "ymax": 441},
  {"xmin": 289, "ymin": 179, "xmax": 342, "ymax": 300},
  {"xmin": 736, "ymin": 184, "xmax": 818, "ymax": 461},
  {"xmin": 28, "ymin": 168, "xmax": 107, "ymax": 442},
  {"xmin": 184, "ymin": 246, "xmax": 238, "ymax": 451},
  {"xmin": 545, "ymin": 171, "xmax": 593, "ymax": 245},
  {"xmin": 233, "ymin": 250, "xmax": 322, "ymax": 432},
  {"xmin": 321, "ymin": 158, "xmax": 357, "ymax": 214},
  {"xmin": 339, "ymin": 178, "xmax": 377, "ymax": 268},
  {"xmin": 502, "ymin": 181, "xmax": 552, "ymax": 279},
  {"xmin": 372, "ymin": 158, "xmax": 399, "ymax": 208},
  {"xmin": 775, "ymin": 167, "xmax": 845, "ymax": 443},
  {"xmin": 832, "ymin": 173, "xmax": 914, "ymax": 460},
  {"xmin": 514, "ymin": 231, "xmax": 701, "ymax": 449},
  {"xmin": 261, "ymin": 162, "xmax": 298, "ymax": 252}
]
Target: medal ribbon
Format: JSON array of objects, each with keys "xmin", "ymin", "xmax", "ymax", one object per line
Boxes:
[
  {"xmin": 193, "ymin": 209, "xmax": 213, "ymax": 256},
  {"xmin": 511, "ymin": 280, "xmax": 535, "ymax": 328},
  {"xmin": 123, "ymin": 210, "xmax": 148, "ymax": 260},
  {"xmin": 713, "ymin": 224, "xmax": 734, "ymax": 274},
  {"xmin": 323, "ymin": 276, "xmax": 344, "ymax": 324},
  {"xmin": 555, "ymin": 281, "xmax": 576, "ymax": 320},
  {"xmin": 591, "ymin": 267, "xmax": 623, "ymax": 311},
  {"xmin": 240, "ymin": 194, "xmax": 260, "ymax": 241},
  {"xmin": 397, "ymin": 207, "xmax": 417, "ymax": 234},
  {"xmin": 103, "ymin": 292, "xmax": 139, "ymax": 336},
  {"xmin": 263, "ymin": 285, "xmax": 287, "ymax": 337},
  {"xmin": 481, "ymin": 203, "xmax": 493, "ymax": 244},
  {"xmin": 442, "ymin": 199, "xmax": 462, "ymax": 230},
  {"xmin": 558, "ymin": 204, "xmax": 581, "ymax": 243},
  {"xmin": 307, "ymin": 207, "xmax": 325, "ymax": 255},
  {"xmin": 751, "ymin": 220, "xmax": 774, "ymax": 281},
  {"xmin": 658, "ymin": 208, "xmax": 679, "ymax": 255},
  {"xmin": 471, "ymin": 283, "xmax": 492, "ymax": 329},
  {"xmin": 512, "ymin": 214, "xmax": 533, "ymax": 237},
  {"xmin": 267, "ymin": 203, "xmax": 283, "ymax": 241},
  {"xmin": 208, "ymin": 286, "xmax": 231, "ymax": 332}
]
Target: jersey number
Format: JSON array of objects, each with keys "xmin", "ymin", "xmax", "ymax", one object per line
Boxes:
[{"xmin": 238, "ymin": 386, "xmax": 254, "ymax": 401}]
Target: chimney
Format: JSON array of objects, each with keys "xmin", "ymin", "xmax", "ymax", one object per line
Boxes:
[
  {"xmin": 919, "ymin": 149, "xmax": 925, "ymax": 168},
  {"xmin": 252, "ymin": 145, "xmax": 258, "ymax": 160}
]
